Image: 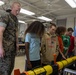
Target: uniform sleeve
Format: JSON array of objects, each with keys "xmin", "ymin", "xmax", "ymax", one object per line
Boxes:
[
  {"xmin": 0, "ymin": 14, "xmax": 9, "ymax": 28},
  {"xmin": 16, "ymin": 20, "xmax": 18, "ymax": 32},
  {"xmin": 25, "ymin": 33, "xmax": 31, "ymax": 43}
]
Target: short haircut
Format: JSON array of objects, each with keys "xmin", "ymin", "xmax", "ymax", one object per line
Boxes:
[
  {"xmin": 12, "ymin": 2, "xmax": 21, "ymax": 6},
  {"xmin": 56, "ymin": 26, "xmax": 66, "ymax": 35},
  {"xmin": 11, "ymin": 2, "xmax": 21, "ymax": 8},
  {"xmin": 50, "ymin": 22, "xmax": 56, "ymax": 28},
  {"xmin": 67, "ymin": 27, "xmax": 74, "ymax": 32}
]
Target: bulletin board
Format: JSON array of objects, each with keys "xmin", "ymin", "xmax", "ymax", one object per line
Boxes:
[{"xmin": 56, "ymin": 19, "xmax": 67, "ymax": 27}]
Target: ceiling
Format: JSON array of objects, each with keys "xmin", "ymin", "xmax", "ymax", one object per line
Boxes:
[{"xmin": 0, "ymin": 0, "xmax": 76, "ymax": 23}]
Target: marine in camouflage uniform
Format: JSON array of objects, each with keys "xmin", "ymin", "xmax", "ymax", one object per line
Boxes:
[{"xmin": 0, "ymin": 12, "xmax": 18, "ymax": 75}]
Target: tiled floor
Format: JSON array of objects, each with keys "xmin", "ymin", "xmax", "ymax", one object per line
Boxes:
[{"xmin": 12, "ymin": 55, "xmax": 25, "ymax": 75}]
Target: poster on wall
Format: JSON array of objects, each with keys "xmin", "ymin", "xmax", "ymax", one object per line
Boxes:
[{"xmin": 56, "ymin": 19, "xmax": 66, "ymax": 27}]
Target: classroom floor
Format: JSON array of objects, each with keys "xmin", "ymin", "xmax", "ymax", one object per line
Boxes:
[{"xmin": 12, "ymin": 55, "xmax": 25, "ymax": 75}]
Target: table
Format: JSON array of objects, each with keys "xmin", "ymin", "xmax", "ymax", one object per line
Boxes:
[{"xmin": 17, "ymin": 44, "xmax": 25, "ymax": 56}]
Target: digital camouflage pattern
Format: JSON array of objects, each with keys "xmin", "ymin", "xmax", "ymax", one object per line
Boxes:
[{"xmin": 0, "ymin": 12, "xmax": 18, "ymax": 75}]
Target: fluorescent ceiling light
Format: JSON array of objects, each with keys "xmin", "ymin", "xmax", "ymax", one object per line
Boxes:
[
  {"xmin": 20, "ymin": 8, "xmax": 35, "ymax": 16},
  {"xmin": 0, "ymin": 1, "xmax": 4, "ymax": 6},
  {"xmin": 65, "ymin": 0, "xmax": 76, "ymax": 8},
  {"xmin": 18, "ymin": 20, "xmax": 26, "ymax": 24},
  {"xmin": 37, "ymin": 16, "xmax": 52, "ymax": 21}
]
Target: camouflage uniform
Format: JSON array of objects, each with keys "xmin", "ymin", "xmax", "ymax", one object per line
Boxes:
[{"xmin": 0, "ymin": 12, "xmax": 18, "ymax": 75}]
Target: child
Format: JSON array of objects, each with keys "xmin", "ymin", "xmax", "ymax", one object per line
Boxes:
[
  {"xmin": 56, "ymin": 26, "xmax": 66, "ymax": 61},
  {"xmin": 41, "ymin": 24, "xmax": 59, "ymax": 65},
  {"xmin": 67, "ymin": 28, "xmax": 74, "ymax": 57},
  {"xmin": 25, "ymin": 21, "xmax": 45, "ymax": 70},
  {"xmin": 62, "ymin": 31, "xmax": 70, "ymax": 57}
]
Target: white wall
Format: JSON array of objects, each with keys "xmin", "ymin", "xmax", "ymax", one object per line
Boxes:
[{"xmin": 56, "ymin": 14, "xmax": 76, "ymax": 29}]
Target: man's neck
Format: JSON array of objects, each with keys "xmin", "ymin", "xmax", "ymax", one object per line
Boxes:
[{"xmin": 50, "ymin": 32, "xmax": 55, "ymax": 35}]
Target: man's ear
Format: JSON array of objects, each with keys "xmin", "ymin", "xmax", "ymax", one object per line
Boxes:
[{"xmin": 6, "ymin": 9, "xmax": 11, "ymax": 12}]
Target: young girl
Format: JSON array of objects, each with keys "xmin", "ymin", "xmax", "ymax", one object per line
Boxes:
[
  {"xmin": 56, "ymin": 26, "xmax": 66, "ymax": 75},
  {"xmin": 25, "ymin": 21, "xmax": 45, "ymax": 70},
  {"xmin": 56, "ymin": 26, "xmax": 66, "ymax": 61}
]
